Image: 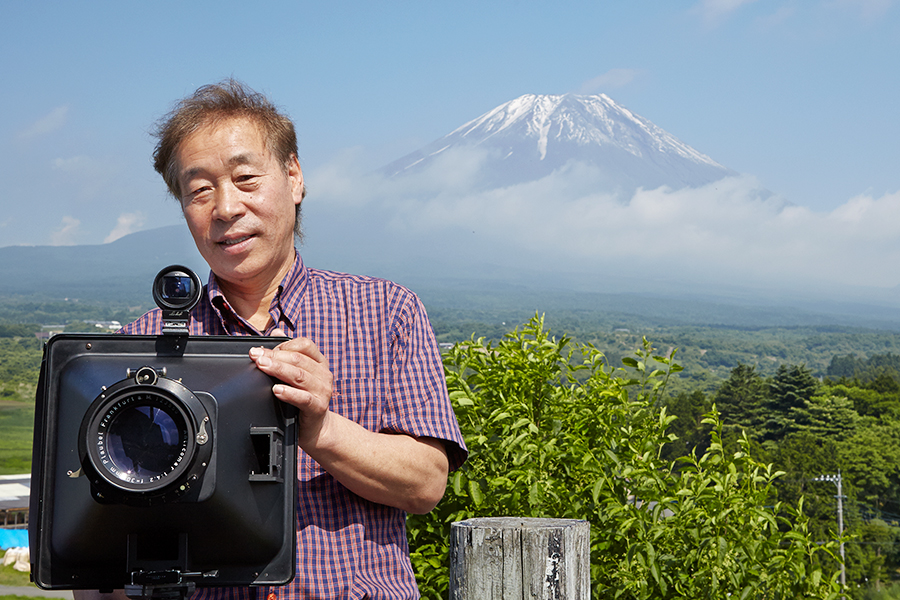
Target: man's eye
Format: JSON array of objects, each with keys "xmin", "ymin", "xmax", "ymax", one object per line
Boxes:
[{"xmin": 182, "ymin": 186, "xmax": 211, "ymax": 203}]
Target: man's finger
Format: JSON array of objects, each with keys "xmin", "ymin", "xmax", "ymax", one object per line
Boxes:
[{"xmin": 270, "ymin": 337, "xmax": 328, "ymax": 364}]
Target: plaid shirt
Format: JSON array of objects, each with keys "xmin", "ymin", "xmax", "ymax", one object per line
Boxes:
[{"xmin": 122, "ymin": 253, "xmax": 467, "ymax": 600}]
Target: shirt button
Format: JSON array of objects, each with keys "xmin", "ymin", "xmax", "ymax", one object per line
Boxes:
[{"xmin": 267, "ymin": 593, "xmax": 277, "ymax": 600}]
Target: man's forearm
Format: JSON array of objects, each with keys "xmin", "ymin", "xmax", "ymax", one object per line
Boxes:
[
  {"xmin": 249, "ymin": 337, "xmax": 450, "ymax": 513},
  {"xmin": 304, "ymin": 410, "xmax": 449, "ymax": 514}
]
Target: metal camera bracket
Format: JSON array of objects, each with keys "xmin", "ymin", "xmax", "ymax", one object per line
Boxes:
[{"xmin": 124, "ymin": 570, "xmax": 196, "ymax": 600}]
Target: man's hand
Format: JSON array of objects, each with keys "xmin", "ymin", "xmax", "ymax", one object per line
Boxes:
[
  {"xmin": 249, "ymin": 334, "xmax": 449, "ymax": 514},
  {"xmin": 249, "ymin": 334, "xmax": 333, "ymax": 448}
]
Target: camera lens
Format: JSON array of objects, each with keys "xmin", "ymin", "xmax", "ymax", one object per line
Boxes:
[
  {"xmin": 79, "ymin": 372, "xmax": 214, "ymax": 504},
  {"xmin": 94, "ymin": 392, "xmax": 190, "ymax": 486},
  {"xmin": 152, "ymin": 265, "xmax": 202, "ymax": 312},
  {"xmin": 162, "ymin": 275, "xmax": 194, "ymax": 302},
  {"xmin": 104, "ymin": 396, "xmax": 187, "ymax": 482}
]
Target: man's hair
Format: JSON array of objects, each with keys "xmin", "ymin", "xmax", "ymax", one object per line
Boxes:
[{"xmin": 152, "ymin": 79, "xmax": 305, "ymax": 238}]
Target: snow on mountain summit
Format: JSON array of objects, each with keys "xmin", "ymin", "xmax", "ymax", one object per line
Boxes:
[{"xmin": 381, "ymin": 93, "xmax": 735, "ymax": 193}]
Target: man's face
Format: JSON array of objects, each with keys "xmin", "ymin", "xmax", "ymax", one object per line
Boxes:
[{"xmin": 175, "ymin": 117, "xmax": 303, "ymax": 294}]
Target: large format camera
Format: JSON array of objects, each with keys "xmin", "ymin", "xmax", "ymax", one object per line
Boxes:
[{"xmin": 29, "ymin": 266, "xmax": 297, "ymax": 600}]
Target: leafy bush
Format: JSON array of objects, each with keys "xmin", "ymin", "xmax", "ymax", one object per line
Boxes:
[{"xmin": 408, "ymin": 315, "xmax": 842, "ymax": 599}]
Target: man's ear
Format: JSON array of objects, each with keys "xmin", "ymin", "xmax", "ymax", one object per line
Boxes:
[{"xmin": 288, "ymin": 155, "xmax": 304, "ymax": 206}]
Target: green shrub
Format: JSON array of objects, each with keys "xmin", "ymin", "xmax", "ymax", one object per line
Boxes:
[{"xmin": 408, "ymin": 315, "xmax": 842, "ymax": 599}]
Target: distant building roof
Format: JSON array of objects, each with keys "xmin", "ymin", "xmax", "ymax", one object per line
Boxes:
[{"xmin": 0, "ymin": 474, "xmax": 30, "ymax": 511}]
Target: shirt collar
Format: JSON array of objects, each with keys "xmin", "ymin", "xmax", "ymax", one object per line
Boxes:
[{"xmin": 205, "ymin": 251, "xmax": 308, "ymax": 335}]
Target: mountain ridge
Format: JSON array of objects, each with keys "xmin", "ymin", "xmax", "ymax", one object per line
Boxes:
[
  {"xmin": 381, "ymin": 93, "xmax": 735, "ymax": 192},
  {"xmin": 0, "ymin": 226, "xmax": 205, "ymax": 304},
  {"xmin": 3, "ymin": 224, "xmax": 900, "ymax": 331}
]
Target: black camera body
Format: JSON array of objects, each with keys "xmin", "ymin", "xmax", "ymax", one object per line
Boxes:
[{"xmin": 29, "ymin": 267, "xmax": 298, "ymax": 596}]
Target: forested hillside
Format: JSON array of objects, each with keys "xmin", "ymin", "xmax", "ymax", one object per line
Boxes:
[
  {"xmin": 428, "ymin": 306, "xmax": 900, "ymax": 392},
  {"xmin": 661, "ymin": 357, "xmax": 900, "ymax": 596}
]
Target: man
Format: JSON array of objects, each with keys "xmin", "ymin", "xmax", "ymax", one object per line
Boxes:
[{"xmin": 110, "ymin": 80, "xmax": 466, "ymax": 599}]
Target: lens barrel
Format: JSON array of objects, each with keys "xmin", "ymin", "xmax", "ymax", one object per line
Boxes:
[
  {"xmin": 78, "ymin": 368, "xmax": 214, "ymax": 505},
  {"xmin": 152, "ymin": 266, "xmax": 202, "ymax": 312}
]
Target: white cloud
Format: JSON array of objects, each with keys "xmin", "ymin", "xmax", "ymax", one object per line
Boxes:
[
  {"xmin": 311, "ymin": 144, "xmax": 495, "ymax": 209},
  {"xmin": 578, "ymin": 69, "xmax": 640, "ymax": 94},
  {"xmin": 19, "ymin": 106, "xmax": 69, "ymax": 140},
  {"xmin": 827, "ymin": 0, "xmax": 893, "ymax": 20},
  {"xmin": 693, "ymin": 0, "xmax": 759, "ymax": 24},
  {"xmin": 52, "ymin": 155, "xmax": 115, "ymax": 199},
  {"xmin": 50, "ymin": 216, "xmax": 81, "ymax": 246},
  {"xmin": 753, "ymin": 5, "xmax": 796, "ymax": 29},
  {"xmin": 308, "ymin": 149, "xmax": 900, "ymax": 294},
  {"xmin": 104, "ymin": 212, "xmax": 146, "ymax": 243},
  {"xmin": 52, "ymin": 155, "xmax": 101, "ymax": 173}
]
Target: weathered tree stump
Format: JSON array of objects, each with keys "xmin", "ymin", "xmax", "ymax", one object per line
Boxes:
[{"xmin": 449, "ymin": 517, "xmax": 590, "ymax": 600}]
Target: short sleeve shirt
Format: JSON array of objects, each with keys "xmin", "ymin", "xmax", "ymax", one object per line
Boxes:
[{"xmin": 122, "ymin": 253, "xmax": 467, "ymax": 600}]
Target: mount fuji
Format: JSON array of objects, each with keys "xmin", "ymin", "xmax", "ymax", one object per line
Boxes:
[
  {"xmin": 380, "ymin": 93, "xmax": 736, "ymax": 194},
  {"xmin": 301, "ymin": 92, "xmax": 784, "ymax": 300}
]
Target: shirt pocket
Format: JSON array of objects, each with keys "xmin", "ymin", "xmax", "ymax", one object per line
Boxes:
[
  {"xmin": 298, "ymin": 378, "xmax": 383, "ymax": 478},
  {"xmin": 331, "ymin": 377, "xmax": 382, "ymax": 432}
]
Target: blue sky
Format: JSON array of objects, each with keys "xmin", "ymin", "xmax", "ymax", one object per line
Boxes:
[{"xmin": 3, "ymin": 0, "xmax": 900, "ymax": 288}]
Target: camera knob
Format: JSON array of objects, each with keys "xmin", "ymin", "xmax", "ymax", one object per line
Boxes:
[{"xmin": 128, "ymin": 366, "xmax": 165, "ymax": 385}]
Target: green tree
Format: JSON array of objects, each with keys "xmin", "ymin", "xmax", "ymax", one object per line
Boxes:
[
  {"xmin": 792, "ymin": 393, "xmax": 861, "ymax": 441},
  {"xmin": 769, "ymin": 432, "xmax": 842, "ymax": 544},
  {"xmin": 846, "ymin": 519, "xmax": 900, "ymax": 594},
  {"xmin": 761, "ymin": 364, "xmax": 819, "ymax": 446},
  {"xmin": 866, "ymin": 371, "xmax": 900, "ymax": 394},
  {"xmin": 823, "ymin": 383, "xmax": 898, "ymax": 419},
  {"xmin": 714, "ymin": 363, "xmax": 767, "ymax": 440},
  {"xmin": 766, "ymin": 410, "xmax": 900, "ymax": 595},
  {"xmin": 0, "ymin": 322, "xmax": 40, "ymax": 337},
  {"xmin": 837, "ymin": 422, "xmax": 900, "ymax": 508},
  {"xmin": 828, "ymin": 354, "xmax": 864, "ymax": 379},
  {"xmin": 64, "ymin": 320, "xmax": 90, "ymax": 333}
]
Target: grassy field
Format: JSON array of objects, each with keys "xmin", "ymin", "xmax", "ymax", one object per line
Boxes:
[
  {"xmin": 0, "ymin": 556, "xmax": 49, "ymax": 600},
  {"xmin": 0, "ymin": 555, "xmax": 33, "ymax": 587},
  {"xmin": 0, "ymin": 402, "xmax": 33, "ymax": 476}
]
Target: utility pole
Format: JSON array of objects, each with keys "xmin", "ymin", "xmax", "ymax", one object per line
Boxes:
[{"xmin": 814, "ymin": 471, "xmax": 846, "ymax": 595}]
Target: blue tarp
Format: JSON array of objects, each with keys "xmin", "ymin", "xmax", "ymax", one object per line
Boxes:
[{"xmin": 0, "ymin": 528, "xmax": 28, "ymax": 550}]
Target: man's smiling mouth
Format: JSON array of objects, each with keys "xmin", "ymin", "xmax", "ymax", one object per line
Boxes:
[{"xmin": 220, "ymin": 235, "xmax": 254, "ymax": 247}]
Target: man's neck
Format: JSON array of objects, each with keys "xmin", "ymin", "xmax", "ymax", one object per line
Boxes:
[
  {"xmin": 215, "ymin": 256, "xmax": 295, "ymax": 333},
  {"xmin": 215, "ymin": 281, "xmax": 277, "ymax": 332}
]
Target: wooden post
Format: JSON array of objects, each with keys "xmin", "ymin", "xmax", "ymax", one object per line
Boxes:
[{"xmin": 449, "ymin": 517, "xmax": 590, "ymax": 600}]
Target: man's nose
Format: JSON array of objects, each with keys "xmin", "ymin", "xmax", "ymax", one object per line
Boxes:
[{"xmin": 213, "ymin": 184, "xmax": 244, "ymax": 221}]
